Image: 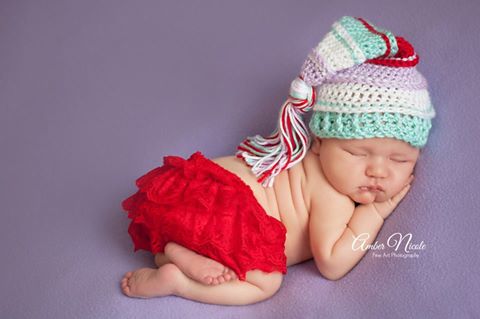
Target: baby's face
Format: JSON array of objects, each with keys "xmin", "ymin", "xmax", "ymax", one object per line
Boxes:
[{"xmin": 312, "ymin": 137, "xmax": 420, "ymax": 204}]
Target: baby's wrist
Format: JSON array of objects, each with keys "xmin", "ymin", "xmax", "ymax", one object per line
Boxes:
[{"xmin": 369, "ymin": 204, "xmax": 387, "ymax": 222}]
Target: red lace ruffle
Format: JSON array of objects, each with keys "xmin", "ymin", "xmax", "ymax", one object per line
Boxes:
[{"xmin": 121, "ymin": 152, "xmax": 287, "ymax": 280}]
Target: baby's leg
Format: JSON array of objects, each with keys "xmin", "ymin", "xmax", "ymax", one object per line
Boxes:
[
  {"xmin": 153, "ymin": 253, "xmax": 170, "ymax": 267},
  {"xmin": 177, "ymin": 268, "xmax": 283, "ymax": 305},
  {"xmin": 121, "ymin": 264, "xmax": 283, "ymax": 305},
  {"xmin": 154, "ymin": 242, "xmax": 237, "ymax": 285}
]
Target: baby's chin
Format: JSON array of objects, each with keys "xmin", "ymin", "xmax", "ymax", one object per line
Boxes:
[{"xmin": 350, "ymin": 190, "xmax": 389, "ymax": 205}]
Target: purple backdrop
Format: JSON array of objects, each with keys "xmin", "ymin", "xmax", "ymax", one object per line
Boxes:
[{"xmin": 1, "ymin": 0, "xmax": 479, "ymax": 318}]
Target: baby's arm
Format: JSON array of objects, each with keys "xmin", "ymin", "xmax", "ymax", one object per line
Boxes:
[{"xmin": 309, "ymin": 179, "xmax": 413, "ymax": 280}]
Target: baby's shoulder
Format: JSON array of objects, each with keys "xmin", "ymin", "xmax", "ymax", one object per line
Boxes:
[
  {"xmin": 301, "ymin": 151, "xmax": 351, "ymax": 210},
  {"xmin": 301, "ymin": 151, "xmax": 330, "ymax": 195}
]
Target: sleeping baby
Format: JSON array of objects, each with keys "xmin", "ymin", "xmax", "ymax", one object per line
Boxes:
[{"xmin": 119, "ymin": 16, "xmax": 435, "ymax": 305}]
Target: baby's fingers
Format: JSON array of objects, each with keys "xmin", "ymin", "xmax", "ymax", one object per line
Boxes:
[
  {"xmin": 390, "ymin": 183, "xmax": 412, "ymax": 206},
  {"xmin": 407, "ymin": 174, "xmax": 415, "ymax": 185},
  {"xmin": 372, "ymin": 180, "xmax": 413, "ymax": 219},
  {"xmin": 389, "ymin": 174, "xmax": 414, "ymax": 206}
]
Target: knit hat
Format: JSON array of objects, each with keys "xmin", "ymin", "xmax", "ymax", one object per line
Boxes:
[{"xmin": 236, "ymin": 16, "xmax": 436, "ymax": 187}]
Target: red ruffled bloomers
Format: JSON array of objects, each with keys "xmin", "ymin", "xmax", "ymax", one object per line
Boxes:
[{"xmin": 121, "ymin": 152, "xmax": 287, "ymax": 281}]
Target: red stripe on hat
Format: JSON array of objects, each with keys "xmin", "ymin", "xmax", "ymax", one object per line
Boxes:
[
  {"xmin": 367, "ymin": 36, "xmax": 419, "ymax": 67},
  {"xmin": 356, "ymin": 17, "xmax": 391, "ymax": 58}
]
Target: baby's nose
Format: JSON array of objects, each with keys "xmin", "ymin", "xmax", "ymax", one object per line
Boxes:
[{"xmin": 366, "ymin": 160, "xmax": 388, "ymax": 178}]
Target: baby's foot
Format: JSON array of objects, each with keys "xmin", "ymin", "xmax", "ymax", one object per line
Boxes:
[
  {"xmin": 121, "ymin": 263, "xmax": 184, "ymax": 299},
  {"xmin": 165, "ymin": 242, "xmax": 238, "ymax": 285}
]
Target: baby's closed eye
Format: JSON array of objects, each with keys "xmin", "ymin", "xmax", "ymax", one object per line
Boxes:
[
  {"xmin": 344, "ymin": 149, "xmax": 367, "ymax": 157},
  {"xmin": 388, "ymin": 157, "xmax": 412, "ymax": 163}
]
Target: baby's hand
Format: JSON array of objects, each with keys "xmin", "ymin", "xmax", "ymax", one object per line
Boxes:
[{"xmin": 368, "ymin": 175, "xmax": 415, "ymax": 220}]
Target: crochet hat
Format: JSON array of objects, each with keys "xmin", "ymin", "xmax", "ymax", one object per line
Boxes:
[{"xmin": 237, "ymin": 16, "xmax": 436, "ymax": 187}]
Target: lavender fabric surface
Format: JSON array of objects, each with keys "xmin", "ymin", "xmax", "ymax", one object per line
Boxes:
[{"xmin": 1, "ymin": 0, "xmax": 479, "ymax": 318}]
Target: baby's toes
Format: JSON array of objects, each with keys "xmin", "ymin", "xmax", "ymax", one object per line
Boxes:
[
  {"xmin": 217, "ymin": 276, "xmax": 225, "ymax": 284},
  {"xmin": 223, "ymin": 273, "xmax": 232, "ymax": 281},
  {"xmin": 225, "ymin": 268, "xmax": 237, "ymax": 280},
  {"xmin": 121, "ymin": 274, "xmax": 131, "ymax": 287},
  {"xmin": 121, "ymin": 279, "xmax": 131, "ymax": 295},
  {"xmin": 121, "ymin": 272, "xmax": 135, "ymax": 293},
  {"xmin": 204, "ymin": 276, "xmax": 214, "ymax": 285}
]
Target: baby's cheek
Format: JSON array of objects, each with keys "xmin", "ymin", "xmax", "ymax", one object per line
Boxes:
[
  {"xmin": 338, "ymin": 171, "xmax": 358, "ymax": 193},
  {"xmin": 388, "ymin": 180, "xmax": 407, "ymax": 198},
  {"xmin": 375, "ymin": 192, "xmax": 391, "ymax": 203}
]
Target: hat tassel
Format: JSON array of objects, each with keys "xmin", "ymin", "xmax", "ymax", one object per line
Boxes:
[{"xmin": 236, "ymin": 77, "xmax": 316, "ymax": 187}]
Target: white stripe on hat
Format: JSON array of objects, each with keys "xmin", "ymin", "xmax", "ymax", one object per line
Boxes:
[{"xmin": 313, "ymin": 82, "xmax": 435, "ymax": 119}]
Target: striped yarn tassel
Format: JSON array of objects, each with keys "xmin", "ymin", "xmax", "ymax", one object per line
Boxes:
[{"xmin": 236, "ymin": 77, "xmax": 316, "ymax": 187}]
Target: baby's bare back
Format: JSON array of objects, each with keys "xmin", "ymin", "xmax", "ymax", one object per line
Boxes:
[{"xmin": 212, "ymin": 156, "xmax": 313, "ymax": 266}]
